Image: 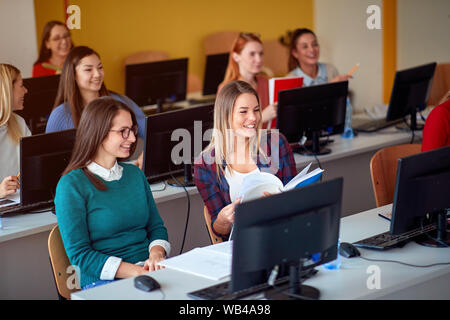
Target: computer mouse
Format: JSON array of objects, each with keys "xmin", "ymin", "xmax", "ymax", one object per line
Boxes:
[
  {"xmin": 339, "ymin": 242, "xmax": 361, "ymax": 258},
  {"xmin": 134, "ymin": 275, "xmax": 161, "ymax": 292}
]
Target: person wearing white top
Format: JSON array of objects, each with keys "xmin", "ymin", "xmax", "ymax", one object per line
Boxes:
[{"xmin": 0, "ymin": 64, "xmax": 31, "ymax": 198}]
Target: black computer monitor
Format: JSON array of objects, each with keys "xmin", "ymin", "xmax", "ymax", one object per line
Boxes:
[
  {"xmin": 386, "ymin": 62, "xmax": 436, "ymax": 131},
  {"xmin": 390, "ymin": 145, "xmax": 450, "ymax": 247},
  {"xmin": 277, "ymin": 81, "xmax": 348, "ymax": 155},
  {"xmin": 202, "ymin": 53, "xmax": 229, "ymax": 96},
  {"xmin": 20, "ymin": 129, "xmax": 76, "ymax": 205},
  {"xmin": 15, "ymin": 75, "xmax": 60, "ymax": 134},
  {"xmin": 125, "ymin": 58, "xmax": 188, "ymax": 110},
  {"xmin": 143, "ymin": 104, "xmax": 214, "ymax": 185},
  {"xmin": 231, "ymin": 178, "xmax": 343, "ymax": 299}
]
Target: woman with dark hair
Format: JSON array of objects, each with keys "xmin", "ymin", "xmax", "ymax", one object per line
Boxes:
[
  {"xmin": 219, "ymin": 33, "xmax": 277, "ymax": 129},
  {"xmin": 45, "ymin": 46, "xmax": 145, "ymax": 139},
  {"xmin": 286, "ymin": 28, "xmax": 351, "ymax": 86},
  {"xmin": 33, "ymin": 21, "xmax": 73, "ymax": 77},
  {"xmin": 55, "ymin": 97, "xmax": 170, "ymax": 290},
  {"xmin": 0, "ymin": 64, "xmax": 30, "ymax": 198},
  {"xmin": 194, "ymin": 81, "xmax": 297, "ymax": 241}
]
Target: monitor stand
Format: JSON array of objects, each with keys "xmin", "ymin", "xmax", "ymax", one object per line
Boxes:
[
  {"xmin": 297, "ymin": 131, "xmax": 331, "ymax": 156},
  {"xmin": 167, "ymin": 163, "xmax": 196, "ymax": 188},
  {"xmin": 264, "ymin": 261, "xmax": 320, "ymax": 300},
  {"xmin": 415, "ymin": 209, "xmax": 450, "ymax": 248},
  {"xmin": 395, "ymin": 108, "xmax": 424, "ymax": 131}
]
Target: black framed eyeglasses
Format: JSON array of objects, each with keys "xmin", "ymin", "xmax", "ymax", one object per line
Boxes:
[{"xmin": 110, "ymin": 125, "xmax": 138, "ymax": 139}]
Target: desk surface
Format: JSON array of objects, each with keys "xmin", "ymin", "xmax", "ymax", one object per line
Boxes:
[{"xmin": 71, "ymin": 204, "xmax": 450, "ymax": 300}]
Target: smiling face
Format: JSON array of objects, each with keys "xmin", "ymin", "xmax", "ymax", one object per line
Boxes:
[
  {"xmin": 231, "ymin": 93, "xmax": 261, "ymax": 138},
  {"xmin": 233, "ymin": 41, "xmax": 264, "ymax": 76},
  {"xmin": 45, "ymin": 24, "xmax": 72, "ymax": 59},
  {"xmin": 75, "ymin": 54, "xmax": 104, "ymax": 96},
  {"xmin": 12, "ymin": 74, "xmax": 28, "ymax": 111},
  {"xmin": 292, "ymin": 32, "xmax": 320, "ymax": 68},
  {"xmin": 97, "ymin": 109, "xmax": 136, "ymax": 164}
]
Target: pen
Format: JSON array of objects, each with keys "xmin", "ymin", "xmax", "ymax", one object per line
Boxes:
[{"xmin": 348, "ymin": 63, "xmax": 360, "ymax": 76}]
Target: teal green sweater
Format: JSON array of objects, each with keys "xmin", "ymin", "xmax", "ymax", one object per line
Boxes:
[{"xmin": 55, "ymin": 163, "xmax": 168, "ymax": 288}]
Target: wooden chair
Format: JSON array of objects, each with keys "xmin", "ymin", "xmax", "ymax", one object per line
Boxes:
[
  {"xmin": 203, "ymin": 206, "xmax": 223, "ymax": 244},
  {"xmin": 203, "ymin": 31, "xmax": 239, "ymax": 55},
  {"xmin": 262, "ymin": 39, "xmax": 290, "ymax": 77},
  {"xmin": 48, "ymin": 225, "xmax": 80, "ymax": 300},
  {"xmin": 427, "ymin": 62, "xmax": 450, "ymax": 106},
  {"xmin": 370, "ymin": 144, "xmax": 422, "ymax": 207}
]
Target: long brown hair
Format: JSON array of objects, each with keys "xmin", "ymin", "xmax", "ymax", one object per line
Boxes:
[
  {"xmin": 34, "ymin": 21, "xmax": 74, "ymax": 66},
  {"xmin": 53, "ymin": 46, "xmax": 109, "ymax": 128},
  {"xmin": 62, "ymin": 97, "xmax": 137, "ymax": 190},
  {"xmin": 219, "ymin": 33, "xmax": 263, "ymax": 88},
  {"xmin": 0, "ymin": 64, "xmax": 24, "ymax": 144},
  {"xmin": 288, "ymin": 28, "xmax": 317, "ymax": 71}
]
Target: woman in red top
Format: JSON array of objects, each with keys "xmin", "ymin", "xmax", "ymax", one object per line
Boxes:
[
  {"xmin": 218, "ymin": 33, "xmax": 277, "ymax": 129},
  {"xmin": 422, "ymin": 95, "xmax": 450, "ymax": 152},
  {"xmin": 32, "ymin": 21, "xmax": 73, "ymax": 77}
]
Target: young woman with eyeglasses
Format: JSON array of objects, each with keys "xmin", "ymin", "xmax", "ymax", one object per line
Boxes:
[
  {"xmin": 219, "ymin": 33, "xmax": 278, "ymax": 129},
  {"xmin": 55, "ymin": 96, "xmax": 170, "ymax": 290},
  {"xmin": 33, "ymin": 21, "xmax": 74, "ymax": 77}
]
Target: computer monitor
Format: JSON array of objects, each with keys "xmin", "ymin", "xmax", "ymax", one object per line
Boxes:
[
  {"xmin": 202, "ymin": 53, "xmax": 229, "ymax": 96},
  {"xmin": 15, "ymin": 75, "xmax": 60, "ymax": 134},
  {"xmin": 125, "ymin": 58, "xmax": 188, "ymax": 110},
  {"xmin": 277, "ymin": 81, "xmax": 348, "ymax": 155},
  {"xmin": 390, "ymin": 145, "xmax": 450, "ymax": 247},
  {"xmin": 143, "ymin": 104, "xmax": 214, "ymax": 185},
  {"xmin": 386, "ymin": 62, "xmax": 436, "ymax": 131},
  {"xmin": 231, "ymin": 178, "xmax": 343, "ymax": 299},
  {"xmin": 20, "ymin": 129, "xmax": 76, "ymax": 205}
]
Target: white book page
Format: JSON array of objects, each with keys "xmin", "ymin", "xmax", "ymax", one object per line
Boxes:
[
  {"xmin": 157, "ymin": 247, "xmax": 232, "ymax": 281},
  {"xmin": 283, "ymin": 162, "xmax": 312, "ymax": 190}
]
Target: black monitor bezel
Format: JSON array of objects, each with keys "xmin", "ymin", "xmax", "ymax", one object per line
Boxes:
[
  {"xmin": 231, "ymin": 178, "xmax": 343, "ymax": 293},
  {"xmin": 202, "ymin": 53, "xmax": 229, "ymax": 96},
  {"xmin": 142, "ymin": 104, "xmax": 214, "ymax": 183},
  {"xmin": 125, "ymin": 58, "xmax": 188, "ymax": 107},
  {"xmin": 20, "ymin": 129, "xmax": 76, "ymax": 205}
]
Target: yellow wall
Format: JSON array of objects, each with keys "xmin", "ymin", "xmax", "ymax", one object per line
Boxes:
[{"xmin": 34, "ymin": 0, "xmax": 314, "ymax": 94}]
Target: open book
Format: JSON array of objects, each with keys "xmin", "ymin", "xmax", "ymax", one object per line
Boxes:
[
  {"xmin": 157, "ymin": 241, "xmax": 232, "ymax": 281},
  {"xmin": 238, "ymin": 162, "xmax": 324, "ymax": 202}
]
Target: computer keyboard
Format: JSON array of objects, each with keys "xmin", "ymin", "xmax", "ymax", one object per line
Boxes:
[
  {"xmin": 0, "ymin": 200, "xmax": 54, "ymax": 216},
  {"xmin": 352, "ymin": 118, "xmax": 404, "ymax": 133},
  {"xmin": 353, "ymin": 224, "xmax": 436, "ymax": 250},
  {"xmin": 187, "ymin": 268, "xmax": 318, "ymax": 300}
]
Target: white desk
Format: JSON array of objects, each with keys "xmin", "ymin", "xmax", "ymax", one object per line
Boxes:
[
  {"xmin": 71, "ymin": 204, "xmax": 450, "ymax": 300},
  {"xmin": 0, "ymin": 126, "xmax": 421, "ymax": 299}
]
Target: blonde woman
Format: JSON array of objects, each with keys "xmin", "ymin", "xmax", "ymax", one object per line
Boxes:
[
  {"xmin": 194, "ymin": 81, "xmax": 297, "ymax": 240},
  {"xmin": 0, "ymin": 64, "xmax": 31, "ymax": 198}
]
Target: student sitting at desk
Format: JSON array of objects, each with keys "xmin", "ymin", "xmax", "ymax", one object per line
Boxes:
[
  {"xmin": 33, "ymin": 21, "xmax": 73, "ymax": 77},
  {"xmin": 218, "ymin": 33, "xmax": 277, "ymax": 129},
  {"xmin": 194, "ymin": 81, "xmax": 297, "ymax": 241},
  {"xmin": 422, "ymin": 94, "xmax": 450, "ymax": 152},
  {"xmin": 0, "ymin": 64, "xmax": 31, "ymax": 198},
  {"xmin": 286, "ymin": 28, "xmax": 352, "ymax": 85},
  {"xmin": 55, "ymin": 97, "xmax": 170, "ymax": 290},
  {"xmin": 45, "ymin": 46, "xmax": 145, "ymax": 139}
]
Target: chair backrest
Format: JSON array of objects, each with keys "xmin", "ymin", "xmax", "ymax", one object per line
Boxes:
[
  {"xmin": 427, "ymin": 62, "xmax": 450, "ymax": 106},
  {"xmin": 123, "ymin": 50, "xmax": 170, "ymax": 66},
  {"xmin": 263, "ymin": 39, "xmax": 290, "ymax": 77},
  {"xmin": 48, "ymin": 225, "xmax": 79, "ymax": 299},
  {"xmin": 370, "ymin": 144, "xmax": 422, "ymax": 207},
  {"xmin": 203, "ymin": 31, "xmax": 239, "ymax": 55},
  {"xmin": 203, "ymin": 206, "xmax": 223, "ymax": 244}
]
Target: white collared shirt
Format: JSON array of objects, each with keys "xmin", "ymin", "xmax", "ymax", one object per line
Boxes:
[{"xmin": 86, "ymin": 161, "xmax": 171, "ymax": 280}]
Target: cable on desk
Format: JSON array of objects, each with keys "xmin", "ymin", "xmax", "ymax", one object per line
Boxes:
[
  {"xmin": 168, "ymin": 171, "xmax": 190, "ymax": 256},
  {"xmin": 359, "ymin": 256, "xmax": 450, "ymax": 268}
]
